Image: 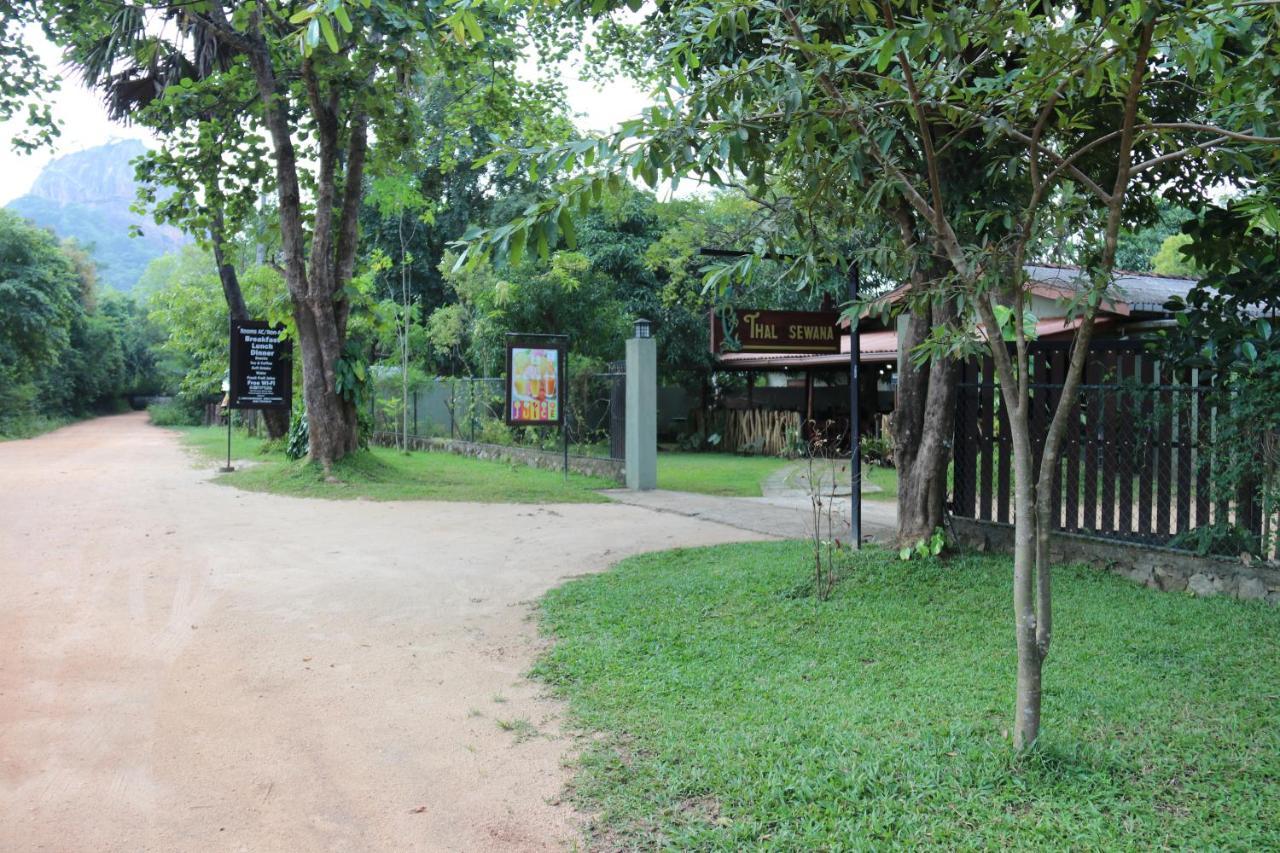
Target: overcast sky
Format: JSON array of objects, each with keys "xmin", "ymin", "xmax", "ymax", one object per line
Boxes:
[{"xmin": 0, "ymin": 26, "xmax": 652, "ymax": 206}]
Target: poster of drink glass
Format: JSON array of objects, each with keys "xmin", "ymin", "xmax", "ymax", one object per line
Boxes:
[{"xmin": 507, "ymin": 346, "xmax": 562, "ymax": 424}]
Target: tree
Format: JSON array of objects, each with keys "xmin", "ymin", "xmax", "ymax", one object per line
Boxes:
[
  {"xmin": 126, "ymin": 62, "xmax": 291, "ymax": 437},
  {"xmin": 0, "ymin": 210, "xmax": 157, "ymax": 434},
  {"xmin": 0, "ymin": 1, "xmax": 59, "ymax": 152},
  {"xmin": 464, "ymin": 0, "xmax": 1280, "ymax": 749},
  {"xmin": 0, "ymin": 209, "xmax": 79, "ymax": 427},
  {"xmin": 139, "ymin": 245, "xmax": 289, "ymax": 402},
  {"xmin": 37, "ymin": 0, "xmax": 530, "ymax": 467}
]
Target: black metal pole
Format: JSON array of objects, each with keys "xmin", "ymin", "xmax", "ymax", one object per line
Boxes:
[
  {"xmin": 226, "ymin": 413, "xmax": 232, "ymax": 470},
  {"xmin": 849, "ymin": 262, "xmax": 862, "ymax": 549},
  {"xmin": 563, "ymin": 348, "xmax": 570, "ymax": 480}
]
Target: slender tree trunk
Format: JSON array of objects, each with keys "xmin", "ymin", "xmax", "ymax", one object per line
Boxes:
[
  {"xmin": 1008, "ymin": 404, "xmax": 1041, "ymax": 749},
  {"xmin": 400, "ymin": 213, "xmax": 411, "ymax": 451}
]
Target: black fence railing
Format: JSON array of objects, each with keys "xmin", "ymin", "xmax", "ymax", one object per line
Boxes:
[
  {"xmin": 952, "ymin": 340, "xmax": 1273, "ymax": 555},
  {"xmin": 371, "ymin": 372, "xmax": 625, "ymax": 461}
]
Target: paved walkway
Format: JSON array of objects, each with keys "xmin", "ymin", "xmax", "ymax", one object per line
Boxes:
[{"xmin": 603, "ymin": 488, "xmax": 897, "ymax": 542}]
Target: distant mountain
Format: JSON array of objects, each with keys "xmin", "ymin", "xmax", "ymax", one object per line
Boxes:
[{"xmin": 5, "ymin": 140, "xmax": 188, "ymax": 292}]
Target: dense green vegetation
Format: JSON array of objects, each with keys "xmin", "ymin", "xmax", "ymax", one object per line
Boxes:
[
  {"xmin": 535, "ymin": 542, "xmax": 1280, "ymax": 849},
  {"xmin": 0, "ymin": 210, "xmax": 160, "ymax": 438},
  {"xmin": 174, "ymin": 425, "xmax": 613, "ymax": 503}
]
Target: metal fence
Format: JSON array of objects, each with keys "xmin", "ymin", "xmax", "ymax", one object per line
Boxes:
[
  {"xmin": 952, "ymin": 340, "xmax": 1276, "ymax": 555},
  {"xmin": 370, "ymin": 366, "xmax": 625, "ymax": 461}
]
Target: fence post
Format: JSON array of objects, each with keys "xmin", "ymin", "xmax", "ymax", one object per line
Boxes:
[{"xmin": 412, "ymin": 389, "xmax": 418, "ymax": 437}]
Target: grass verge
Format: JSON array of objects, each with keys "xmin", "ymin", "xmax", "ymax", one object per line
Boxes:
[
  {"xmin": 0, "ymin": 414, "xmax": 80, "ymax": 441},
  {"xmin": 172, "ymin": 426, "xmax": 614, "ymax": 503},
  {"xmin": 657, "ymin": 452, "xmax": 794, "ymax": 497},
  {"xmin": 534, "ymin": 542, "xmax": 1280, "ymax": 849}
]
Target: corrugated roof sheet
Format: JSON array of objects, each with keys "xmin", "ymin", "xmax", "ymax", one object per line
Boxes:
[{"xmin": 1025, "ymin": 264, "xmax": 1200, "ymax": 313}]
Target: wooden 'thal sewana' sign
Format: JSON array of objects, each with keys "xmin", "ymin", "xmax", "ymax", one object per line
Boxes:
[{"xmin": 710, "ymin": 309, "xmax": 842, "ymax": 354}]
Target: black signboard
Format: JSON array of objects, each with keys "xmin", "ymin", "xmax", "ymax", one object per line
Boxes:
[
  {"xmin": 505, "ymin": 333, "xmax": 568, "ymax": 426},
  {"xmin": 229, "ymin": 320, "xmax": 292, "ymax": 410}
]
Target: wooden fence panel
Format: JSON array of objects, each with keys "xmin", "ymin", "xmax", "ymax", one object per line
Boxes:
[
  {"xmin": 1116, "ymin": 356, "xmax": 1136, "ymax": 535},
  {"xmin": 1155, "ymin": 361, "xmax": 1174, "ymax": 538},
  {"xmin": 1174, "ymin": 371, "xmax": 1193, "ymax": 534},
  {"xmin": 950, "ymin": 340, "xmax": 1242, "ymax": 550},
  {"xmin": 1082, "ymin": 356, "xmax": 1101, "ymax": 533},
  {"xmin": 1194, "ymin": 370, "xmax": 1212, "ymax": 529},
  {"xmin": 1099, "ymin": 351, "xmax": 1119, "ymax": 534},
  {"xmin": 979, "ymin": 358, "xmax": 995, "ymax": 521}
]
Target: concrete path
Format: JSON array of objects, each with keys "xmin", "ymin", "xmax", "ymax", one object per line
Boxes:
[
  {"xmin": 602, "ymin": 488, "xmax": 897, "ymax": 542},
  {"xmin": 0, "ymin": 413, "xmax": 767, "ymax": 852}
]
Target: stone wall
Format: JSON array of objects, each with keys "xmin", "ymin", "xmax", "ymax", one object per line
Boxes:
[
  {"xmin": 951, "ymin": 517, "xmax": 1280, "ymax": 606},
  {"xmin": 370, "ymin": 432, "xmax": 625, "ymax": 483}
]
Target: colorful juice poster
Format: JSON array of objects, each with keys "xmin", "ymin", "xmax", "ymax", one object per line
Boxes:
[{"xmin": 507, "ymin": 346, "xmax": 561, "ymax": 424}]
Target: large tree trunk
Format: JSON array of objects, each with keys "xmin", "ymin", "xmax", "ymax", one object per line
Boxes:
[
  {"xmin": 888, "ymin": 206, "xmax": 957, "ymax": 547},
  {"xmin": 894, "ymin": 302, "xmax": 958, "ymax": 546},
  {"xmin": 210, "ymin": 218, "xmax": 289, "ymax": 440},
  {"xmin": 245, "ymin": 39, "xmax": 365, "ymax": 468}
]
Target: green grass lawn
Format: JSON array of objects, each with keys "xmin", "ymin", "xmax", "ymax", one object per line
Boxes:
[
  {"xmin": 534, "ymin": 542, "xmax": 1280, "ymax": 849},
  {"xmin": 172, "ymin": 426, "xmax": 614, "ymax": 502},
  {"xmin": 657, "ymin": 452, "xmax": 797, "ymax": 497},
  {"xmin": 862, "ymin": 462, "xmax": 898, "ymax": 501},
  {"xmin": 657, "ymin": 451, "xmax": 900, "ymax": 501}
]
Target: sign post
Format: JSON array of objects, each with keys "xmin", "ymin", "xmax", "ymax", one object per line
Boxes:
[
  {"xmin": 227, "ymin": 320, "xmax": 293, "ymax": 470},
  {"xmin": 504, "ymin": 333, "xmax": 569, "ymax": 478},
  {"xmin": 220, "ymin": 375, "xmax": 233, "ymax": 473},
  {"xmin": 848, "ymin": 263, "xmax": 861, "ymax": 550}
]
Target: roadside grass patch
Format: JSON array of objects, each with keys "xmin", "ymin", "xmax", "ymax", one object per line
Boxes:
[
  {"xmin": 171, "ymin": 426, "xmax": 613, "ymax": 502},
  {"xmin": 657, "ymin": 452, "xmax": 793, "ymax": 497},
  {"xmin": 534, "ymin": 541, "xmax": 1280, "ymax": 849},
  {"xmin": 862, "ymin": 463, "xmax": 898, "ymax": 501},
  {"xmin": 0, "ymin": 414, "xmax": 81, "ymax": 441},
  {"xmin": 172, "ymin": 425, "xmax": 276, "ymax": 464}
]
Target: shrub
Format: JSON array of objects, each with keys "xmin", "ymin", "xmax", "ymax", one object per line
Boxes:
[
  {"xmin": 285, "ymin": 410, "xmax": 309, "ymax": 460},
  {"xmin": 860, "ymin": 432, "xmax": 894, "ymax": 467},
  {"xmin": 148, "ymin": 397, "xmax": 204, "ymax": 426}
]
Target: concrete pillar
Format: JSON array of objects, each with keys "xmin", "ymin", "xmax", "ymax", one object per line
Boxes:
[{"xmin": 625, "ymin": 335, "xmax": 657, "ymax": 490}]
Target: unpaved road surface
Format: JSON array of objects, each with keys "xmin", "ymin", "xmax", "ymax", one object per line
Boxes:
[{"xmin": 0, "ymin": 414, "xmax": 766, "ymax": 852}]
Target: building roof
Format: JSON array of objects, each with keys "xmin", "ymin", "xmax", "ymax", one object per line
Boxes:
[
  {"xmin": 1023, "ymin": 264, "xmax": 1200, "ymax": 313},
  {"xmin": 865, "ymin": 263, "xmax": 1200, "ymax": 319}
]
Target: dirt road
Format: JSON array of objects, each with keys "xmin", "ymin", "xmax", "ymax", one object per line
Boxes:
[{"xmin": 0, "ymin": 414, "xmax": 765, "ymax": 852}]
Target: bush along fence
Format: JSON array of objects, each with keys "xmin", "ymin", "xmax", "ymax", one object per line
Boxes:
[
  {"xmin": 951, "ymin": 339, "xmax": 1279, "ymax": 595},
  {"xmin": 368, "ymin": 366, "xmax": 626, "ymax": 479}
]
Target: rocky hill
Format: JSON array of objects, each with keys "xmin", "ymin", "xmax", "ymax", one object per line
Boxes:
[{"xmin": 5, "ymin": 140, "xmax": 188, "ymax": 292}]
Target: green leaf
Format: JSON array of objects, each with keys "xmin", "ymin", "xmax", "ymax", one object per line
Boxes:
[
  {"xmin": 318, "ymin": 14, "xmax": 339, "ymax": 52},
  {"xmin": 333, "ymin": 5, "xmax": 352, "ymax": 33},
  {"xmin": 462, "ymin": 11, "xmax": 484, "ymax": 43},
  {"xmin": 557, "ymin": 207, "xmax": 577, "ymax": 250},
  {"xmin": 509, "ymin": 227, "xmax": 526, "ymax": 266}
]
